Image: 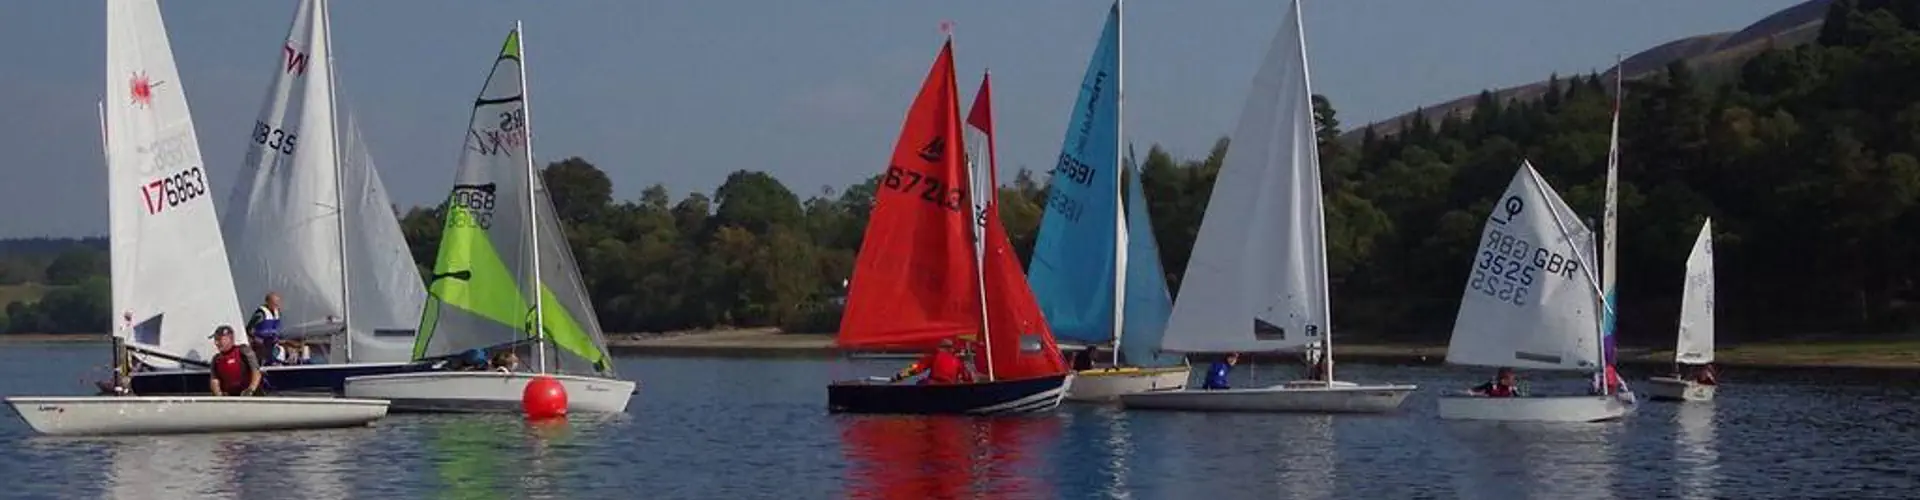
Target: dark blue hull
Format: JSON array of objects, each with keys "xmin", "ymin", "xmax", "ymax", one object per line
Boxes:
[
  {"xmin": 827, "ymin": 373, "xmax": 1072, "ymax": 415},
  {"xmin": 129, "ymin": 361, "xmax": 436, "ymax": 395}
]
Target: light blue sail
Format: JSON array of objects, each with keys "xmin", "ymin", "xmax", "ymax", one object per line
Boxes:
[
  {"xmin": 1120, "ymin": 146, "xmax": 1183, "ymax": 367},
  {"xmin": 1028, "ymin": 3, "xmax": 1122, "ymax": 346}
]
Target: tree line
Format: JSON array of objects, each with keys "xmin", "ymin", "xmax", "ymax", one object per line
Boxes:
[{"xmin": 8, "ymin": 1, "xmax": 1918, "ymax": 347}]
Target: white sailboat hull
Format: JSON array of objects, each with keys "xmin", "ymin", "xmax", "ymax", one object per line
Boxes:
[
  {"xmin": 343, "ymin": 371, "xmax": 634, "ymax": 414},
  {"xmin": 1437, "ymin": 394, "xmax": 1633, "ymax": 422},
  {"xmin": 3, "ymin": 396, "xmax": 387, "ymax": 436},
  {"xmin": 1118, "ymin": 380, "xmax": 1416, "ymax": 413},
  {"xmin": 1064, "ymin": 365, "xmax": 1190, "ymax": 402},
  {"xmin": 1644, "ymin": 376, "xmax": 1716, "ymax": 402}
]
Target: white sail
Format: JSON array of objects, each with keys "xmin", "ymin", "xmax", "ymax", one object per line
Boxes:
[
  {"xmin": 1447, "ymin": 162, "xmax": 1604, "ymax": 371},
  {"xmin": 222, "ymin": 0, "xmax": 425, "ymax": 363},
  {"xmin": 223, "ymin": 0, "xmax": 345, "ymax": 339},
  {"xmin": 1160, "ymin": 0, "xmax": 1328, "ymax": 353},
  {"xmin": 339, "ymin": 111, "xmax": 429, "ymax": 361},
  {"xmin": 105, "ymin": 0, "xmax": 245, "ymax": 366},
  {"xmin": 1675, "ymin": 219, "xmax": 1715, "ymax": 364}
]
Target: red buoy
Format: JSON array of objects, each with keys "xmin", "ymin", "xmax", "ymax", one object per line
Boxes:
[{"xmin": 522, "ymin": 375, "xmax": 568, "ymax": 420}]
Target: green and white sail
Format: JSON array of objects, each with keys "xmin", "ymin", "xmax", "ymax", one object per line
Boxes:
[{"xmin": 413, "ymin": 28, "xmax": 613, "ymax": 374}]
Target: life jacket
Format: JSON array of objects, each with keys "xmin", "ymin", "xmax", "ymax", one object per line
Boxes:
[
  {"xmin": 211, "ymin": 347, "xmax": 252, "ymax": 394},
  {"xmin": 1203, "ymin": 361, "xmax": 1232, "ymax": 389},
  {"xmin": 922, "ymin": 351, "xmax": 965, "ymax": 384},
  {"xmin": 252, "ymin": 306, "xmax": 281, "ymax": 337},
  {"xmin": 1484, "ymin": 382, "xmax": 1516, "ymax": 397}
]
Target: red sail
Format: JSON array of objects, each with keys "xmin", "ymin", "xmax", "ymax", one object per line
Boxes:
[
  {"xmin": 966, "ymin": 72, "xmax": 1068, "ymax": 380},
  {"xmin": 836, "ymin": 40, "xmax": 981, "ymax": 349}
]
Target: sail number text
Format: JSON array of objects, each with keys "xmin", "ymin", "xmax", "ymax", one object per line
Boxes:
[
  {"xmin": 471, "ymin": 109, "xmax": 528, "ymax": 156},
  {"xmin": 251, "ymin": 121, "xmax": 298, "ymax": 156},
  {"xmin": 1470, "ymin": 228, "xmax": 1585, "ymax": 307},
  {"xmin": 882, "ymin": 166, "xmax": 967, "ymax": 213},
  {"xmin": 140, "ymin": 166, "xmax": 209, "ymax": 215},
  {"xmin": 447, "ymin": 184, "xmax": 497, "ymax": 230},
  {"xmin": 1045, "ymin": 190, "xmax": 1084, "ymax": 223},
  {"xmin": 1054, "ymin": 153, "xmax": 1096, "ymax": 186}
]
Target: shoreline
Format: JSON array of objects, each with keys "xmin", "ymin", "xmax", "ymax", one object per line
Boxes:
[{"xmin": 12, "ymin": 330, "xmax": 1918, "ymax": 371}]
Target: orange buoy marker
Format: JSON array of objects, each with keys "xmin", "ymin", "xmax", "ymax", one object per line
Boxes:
[{"xmin": 522, "ymin": 375, "xmax": 568, "ymax": 420}]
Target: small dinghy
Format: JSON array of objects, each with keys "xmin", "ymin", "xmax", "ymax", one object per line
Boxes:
[
  {"xmin": 1647, "ymin": 219, "xmax": 1718, "ymax": 402},
  {"xmin": 4, "ymin": 395, "xmax": 388, "ymax": 437}
]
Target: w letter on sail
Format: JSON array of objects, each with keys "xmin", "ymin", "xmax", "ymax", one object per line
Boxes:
[{"xmin": 283, "ymin": 43, "xmax": 309, "ymax": 75}]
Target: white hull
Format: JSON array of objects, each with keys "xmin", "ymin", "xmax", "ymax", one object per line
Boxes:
[
  {"xmin": 1437, "ymin": 394, "xmax": 1633, "ymax": 422},
  {"xmin": 3, "ymin": 396, "xmax": 387, "ymax": 436},
  {"xmin": 343, "ymin": 371, "xmax": 635, "ymax": 414},
  {"xmin": 1118, "ymin": 380, "xmax": 1416, "ymax": 413},
  {"xmin": 1063, "ymin": 365, "xmax": 1189, "ymax": 402},
  {"xmin": 1645, "ymin": 376, "xmax": 1716, "ymax": 402}
]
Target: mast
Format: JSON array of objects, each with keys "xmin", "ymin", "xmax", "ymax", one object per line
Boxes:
[
  {"xmin": 320, "ymin": 0, "xmax": 353, "ymax": 363},
  {"xmin": 953, "ymin": 23, "xmax": 993, "ymax": 381},
  {"xmin": 1110, "ymin": 0, "xmax": 1128, "ymax": 367},
  {"xmin": 516, "ymin": 20, "xmax": 548, "ymax": 374},
  {"xmin": 1598, "ymin": 53, "xmax": 1624, "ymax": 394},
  {"xmin": 1289, "ymin": 0, "xmax": 1336, "ymax": 382}
]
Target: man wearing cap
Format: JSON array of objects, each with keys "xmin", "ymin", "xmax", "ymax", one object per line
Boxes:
[
  {"xmin": 208, "ymin": 325, "xmax": 262, "ymax": 396},
  {"xmin": 1470, "ymin": 367, "xmax": 1521, "ymax": 397},
  {"xmin": 890, "ymin": 337, "xmax": 971, "ymax": 385}
]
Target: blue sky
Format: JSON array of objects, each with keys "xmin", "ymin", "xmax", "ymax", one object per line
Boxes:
[{"xmin": 0, "ymin": 0, "xmax": 1804, "ymax": 237}]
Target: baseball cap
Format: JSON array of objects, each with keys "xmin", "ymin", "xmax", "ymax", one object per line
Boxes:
[{"xmin": 209, "ymin": 325, "xmax": 236, "ymax": 339}]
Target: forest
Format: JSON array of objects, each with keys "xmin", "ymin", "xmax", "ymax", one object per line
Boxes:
[{"xmin": 6, "ymin": 1, "xmax": 1917, "ymax": 348}]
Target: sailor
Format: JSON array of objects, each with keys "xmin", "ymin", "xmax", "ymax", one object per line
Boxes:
[
  {"xmin": 1304, "ymin": 339, "xmax": 1330, "ymax": 381},
  {"xmin": 1071, "ymin": 345, "xmax": 1098, "ymax": 371},
  {"xmin": 1692, "ymin": 364, "xmax": 1718, "ymax": 385},
  {"xmin": 208, "ymin": 325, "xmax": 262, "ymax": 396},
  {"xmin": 490, "ymin": 350, "xmax": 521, "ymax": 373},
  {"xmin": 246, "ymin": 292, "xmax": 284, "ymax": 366},
  {"xmin": 1202, "ymin": 352, "xmax": 1238, "ymax": 390},
  {"xmin": 1471, "ymin": 367, "xmax": 1520, "ymax": 397},
  {"xmin": 891, "ymin": 337, "xmax": 970, "ymax": 385}
]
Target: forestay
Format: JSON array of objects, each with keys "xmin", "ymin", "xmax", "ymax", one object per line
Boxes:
[
  {"xmin": 1160, "ymin": 1, "xmax": 1327, "ymax": 354},
  {"xmin": 1676, "ymin": 219, "xmax": 1715, "ymax": 364},
  {"xmin": 1028, "ymin": 3, "xmax": 1122, "ymax": 346},
  {"xmin": 412, "ymin": 29, "xmax": 612, "ymax": 374},
  {"xmin": 105, "ymin": 0, "xmax": 244, "ymax": 365},
  {"xmin": 1447, "ymin": 162, "xmax": 1604, "ymax": 371}
]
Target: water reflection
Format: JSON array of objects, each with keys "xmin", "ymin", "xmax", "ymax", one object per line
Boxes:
[
  {"xmin": 1442, "ymin": 421, "xmax": 1623, "ymax": 500},
  {"xmin": 104, "ymin": 436, "xmax": 239, "ymax": 500},
  {"xmin": 423, "ymin": 414, "xmax": 597, "ymax": 500},
  {"xmin": 839, "ymin": 415, "xmax": 1060, "ymax": 499},
  {"xmin": 1274, "ymin": 415, "xmax": 1336, "ymax": 500},
  {"xmin": 1672, "ymin": 403, "xmax": 1720, "ymax": 499}
]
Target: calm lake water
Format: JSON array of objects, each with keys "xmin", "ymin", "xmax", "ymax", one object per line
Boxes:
[{"xmin": 2, "ymin": 342, "xmax": 1916, "ymax": 499}]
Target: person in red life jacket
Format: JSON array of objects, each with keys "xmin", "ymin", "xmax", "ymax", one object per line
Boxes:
[
  {"xmin": 1470, "ymin": 367, "xmax": 1521, "ymax": 397},
  {"xmin": 891, "ymin": 337, "xmax": 972, "ymax": 385},
  {"xmin": 207, "ymin": 325, "xmax": 262, "ymax": 396}
]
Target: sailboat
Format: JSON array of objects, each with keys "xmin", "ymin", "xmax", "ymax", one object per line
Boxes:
[
  {"xmin": 129, "ymin": 0, "xmax": 435, "ymax": 396},
  {"xmin": 1436, "ymin": 161, "xmax": 1634, "ymax": 422},
  {"xmin": 826, "ymin": 37, "xmax": 1073, "ymax": 415},
  {"xmin": 3, "ymin": 0, "xmax": 388, "ymax": 436},
  {"xmin": 1117, "ymin": 0, "xmax": 1415, "ymax": 413},
  {"xmin": 1647, "ymin": 219, "xmax": 1717, "ymax": 401},
  {"xmin": 342, "ymin": 24, "xmax": 637, "ymax": 413},
  {"xmin": 1027, "ymin": 0, "xmax": 1190, "ymax": 402}
]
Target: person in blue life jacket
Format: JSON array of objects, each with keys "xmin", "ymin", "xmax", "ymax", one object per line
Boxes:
[
  {"xmin": 246, "ymin": 292, "xmax": 283, "ymax": 366},
  {"xmin": 1202, "ymin": 352, "xmax": 1239, "ymax": 390}
]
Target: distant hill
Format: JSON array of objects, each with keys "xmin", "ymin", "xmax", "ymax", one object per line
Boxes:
[
  {"xmin": 1345, "ymin": 0, "xmax": 1833, "ymax": 141},
  {"xmin": 0, "ymin": 237, "xmax": 107, "ymax": 256}
]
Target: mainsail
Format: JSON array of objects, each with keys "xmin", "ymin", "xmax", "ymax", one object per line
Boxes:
[
  {"xmin": 223, "ymin": 0, "xmax": 425, "ymax": 362},
  {"xmin": 1028, "ymin": 2, "xmax": 1123, "ymax": 347},
  {"xmin": 835, "ymin": 39, "xmax": 982, "ymax": 350},
  {"xmin": 105, "ymin": 0, "xmax": 245, "ymax": 365},
  {"xmin": 1676, "ymin": 219, "xmax": 1716, "ymax": 365},
  {"xmin": 412, "ymin": 27, "xmax": 612, "ymax": 374},
  {"xmin": 1447, "ymin": 162, "xmax": 1605, "ymax": 371},
  {"xmin": 1159, "ymin": 0, "xmax": 1329, "ymax": 354}
]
